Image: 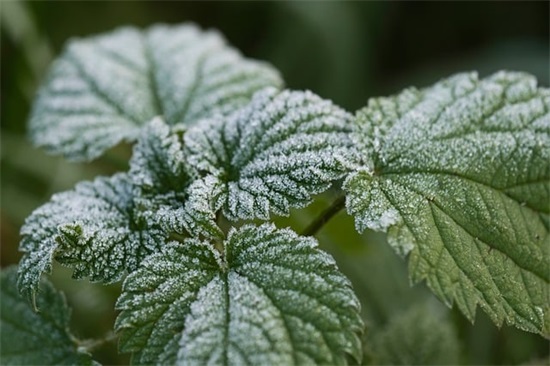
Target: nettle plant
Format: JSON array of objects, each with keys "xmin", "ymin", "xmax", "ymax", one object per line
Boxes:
[{"xmin": 2, "ymin": 23, "xmax": 549, "ymax": 365}]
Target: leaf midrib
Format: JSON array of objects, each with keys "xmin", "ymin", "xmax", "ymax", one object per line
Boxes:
[
  {"xmin": 429, "ymin": 203, "xmax": 543, "ymax": 330},
  {"xmin": 380, "ymin": 176, "xmax": 548, "ymax": 283},
  {"xmin": 141, "ymin": 34, "xmax": 164, "ymax": 118},
  {"xmin": 378, "ymin": 182, "xmax": 531, "ymax": 327}
]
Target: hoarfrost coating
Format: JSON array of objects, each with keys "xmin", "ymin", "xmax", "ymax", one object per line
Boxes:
[
  {"xmin": 29, "ymin": 23, "xmax": 282, "ymax": 161},
  {"xmin": 116, "ymin": 224, "xmax": 363, "ymax": 364},
  {"xmin": 185, "ymin": 88, "xmax": 357, "ymax": 221}
]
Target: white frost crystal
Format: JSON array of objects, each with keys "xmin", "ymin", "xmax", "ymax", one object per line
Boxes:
[{"xmin": 345, "ymin": 71, "xmax": 550, "ymax": 336}]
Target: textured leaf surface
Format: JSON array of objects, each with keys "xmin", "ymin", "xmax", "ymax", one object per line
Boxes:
[
  {"xmin": 116, "ymin": 224, "xmax": 363, "ymax": 365},
  {"xmin": 1, "ymin": 266, "xmax": 95, "ymax": 365},
  {"xmin": 159, "ymin": 175, "xmax": 225, "ymax": 240},
  {"xmin": 129, "ymin": 118, "xmax": 222, "ymax": 240},
  {"xmin": 130, "ymin": 117, "xmax": 191, "ymax": 197},
  {"xmin": 185, "ymin": 88, "xmax": 355, "ymax": 221},
  {"xmin": 29, "ymin": 23, "xmax": 282, "ymax": 161},
  {"xmin": 345, "ymin": 71, "xmax": 550, "ymax": 335},
  {"xmin": 18, "ymin": 173, "xmax": 164, "ymax": 305}
]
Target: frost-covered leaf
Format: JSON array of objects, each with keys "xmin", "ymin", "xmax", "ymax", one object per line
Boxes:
[
  {"xmin": 155, "ymin": 176, "xmax": 225, "ymax": 240},
  {"xmin": 18, "ymin": 173, "xmax": 164, "ymax": 305},
  {"xmin": 116, "ymin": 224, "xmax": 363, "ymax": 365},
  {"xmin": 29, "ymin": 23, "xmax": 282, "ymax": 161},
  {"xmin": 1, "ymin": 266, "xmax": 96, "ymax": 365},
  {"xmin": 345, "ymin": 71, "xmax": 550, "ymax": 335},
  {"xmin": 130, "ymin": 117, "xmax": 191, "ymax": 197},
  {"xmin": 185, "ymin": 88, "xmax": 355, "ymax": 221},
  {"xmin": 129, "ymin": 118, "xmax": 222, "ymax": 240}
]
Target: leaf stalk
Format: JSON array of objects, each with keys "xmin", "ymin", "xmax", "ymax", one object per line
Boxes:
[{"xmin": 302, "ymin": 194, "xmax": 346, "ymax": 237}]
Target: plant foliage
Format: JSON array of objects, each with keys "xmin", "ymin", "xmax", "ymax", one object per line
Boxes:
[
  {"xmin": 116, "ymin": 224, "xmax": 362, "ymax": 365},
  {"xmin": 17, "ymin": 173, "xmax": 165, "ymax": 307},
  {"xmin": 369, "ymin": 304, "xmax": 460, "ymax": 365},
  {"xmin": 4, "ymin": 22, "xmax": 549, "ymax": 366},
  {"xmin": 345, "ymin": 72, "xmax": 550, "ymax": 336},
  {"xmin": 1, "ymin": 266, "xmax": 96, "ymax": 365},
  {"xmin": 184, "ymin": 87, "xmax": 356, "ymax": 220},
  {"xmin": 28, "ymin": 23, "xmax": 282, "ymax": 161}
]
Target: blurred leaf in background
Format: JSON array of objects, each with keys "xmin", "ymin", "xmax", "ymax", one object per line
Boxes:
[
  {"xmin": 367, "ymin": 301, "xmax": 460, "ymax": 365},
  {"xmin": 1, "ymin": 1, "xmax": 548, "ymax": 365}
]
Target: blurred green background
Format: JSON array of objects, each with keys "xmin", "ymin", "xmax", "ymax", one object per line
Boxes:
[{"xmin": 1, "ymin": 1, "xmax": 549, "ymax": 365}]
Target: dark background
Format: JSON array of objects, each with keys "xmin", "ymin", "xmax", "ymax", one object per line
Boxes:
[{"xmin": 1, "ymin": 2, "xmax": 549, "ymax": 365}]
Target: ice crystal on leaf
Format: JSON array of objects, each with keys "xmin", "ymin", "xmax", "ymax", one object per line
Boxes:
[
  {"xmin": 130, "ymin": 117, "xmax": 190, "ymax": 197},
  {"xmin": 28, "ymin": 23, "xmax": 282, "ymax": 161},
  {"xmin": 185, "ymin": 88, "xmax": 356, "ymax": 221},
  {"xmin": 129, "ymin": 118, "xmax": 223, "ymax": 240},
  {"xmin": 115, "ymin": 224, "xmax": 363, "ymax": 365},
  {"xmin": 17, "ymin": 173, "xmax": 165, "ymax": 306},
  {"xmin": 165, "ymin": 176, "xmax": 226, "ymax": 240},
  {"xmin": 345, "ymin": 71, "xmax": 550, "ymax": 336},
  {"xmin": 1, "ymin": 266, "xmax": 96, "ymax": 365}
]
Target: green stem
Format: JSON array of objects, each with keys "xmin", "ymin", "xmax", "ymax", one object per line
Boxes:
[
  {"xmin": 169, "ymin": 231, "xmax": 188, "ymax": 243},
  {"xmin": 301, "ymin": 194, "xmax": 346, "ymax": 237},
  {"xmin": 77, "ymin": 331, "xmax": 117, "ymax": 353}
]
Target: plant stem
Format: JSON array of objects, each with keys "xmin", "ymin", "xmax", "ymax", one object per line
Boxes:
[
  {"xmin": 77, "ymin": 331, "xmax": 117, "ymax": 352},
  {"xmin": 301, "ymin": 195, "xmax": 346, "ymax": 237}
]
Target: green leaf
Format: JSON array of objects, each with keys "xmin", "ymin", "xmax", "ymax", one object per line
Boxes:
[
  {"xmin": 129, "ymin": 118, "xmax": 222, "ymax": 240},
  {"xmin": 18, "ymin": 173, "xmax": 165, "ymax": 305},
  {"xmin": 160, "ymin": 175, "xmax": 225, "ymax": 240},
  {"xmin": 115, "ymin": 223, "xmax": 363, "ymax": 365},
  {"xmin": 369, "ymin": 303, "xmax": 459, "ymax": 365},
  {"xmin": 29, "ymin": 23, "xmax": 282, "ymax": 161},
  {"xmin": 345, "ymin": 71, "xmax": 550, "ymax": 336},
  {"xmin": 130, "ymin": 117, "xmax": 191, "ymax": 197},
  {"xmin": 1, "ymin": 266, "xmax": 96, "ymax": 365},
  {"xmin": 185, "ymin": 88, "xmax": 355, "ymax": 221}
]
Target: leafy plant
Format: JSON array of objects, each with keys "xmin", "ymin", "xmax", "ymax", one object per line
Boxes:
[{"xmin": 1, "ymin": 23, "xmax": 548, "ymax": 365}]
